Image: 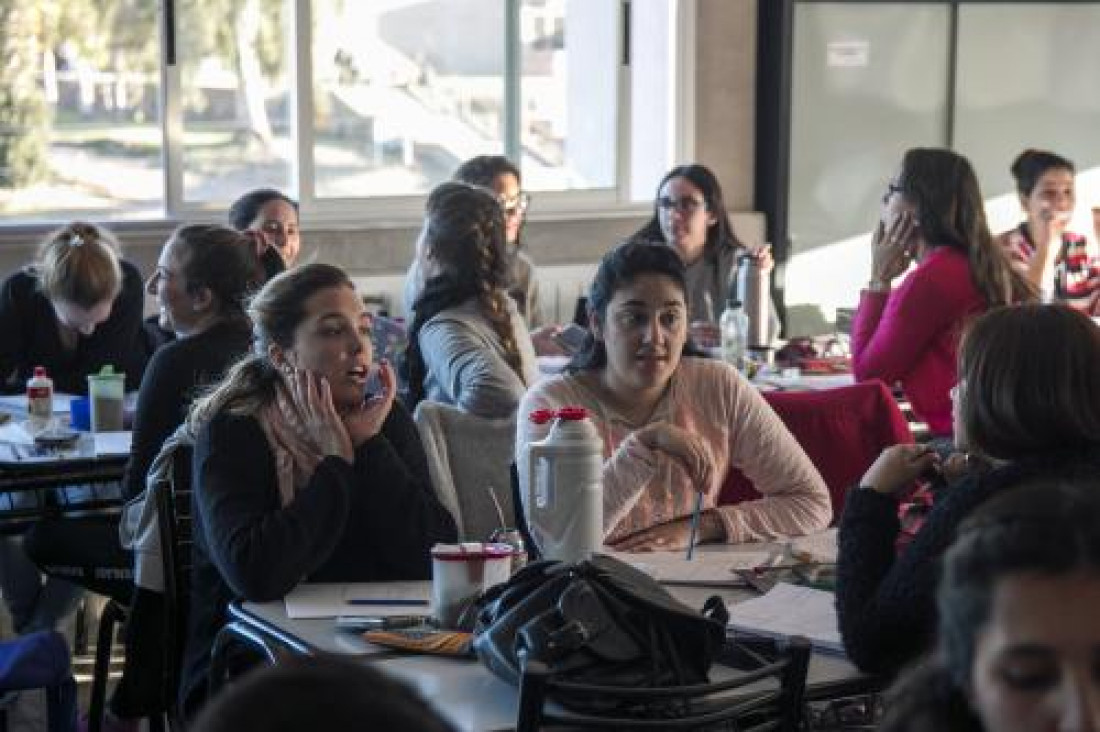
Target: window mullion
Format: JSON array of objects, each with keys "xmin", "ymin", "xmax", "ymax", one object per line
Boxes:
[
  {"xmin": 162, "ymin": 0, "xmax": 183, "ymax": 219},
  {"xmin": 504, "ymin": 0, "xmax": 521, "ymax": 162},
  {"xmin": 291, "ymin": 0, "xmax": 316, "ymax": 213}
]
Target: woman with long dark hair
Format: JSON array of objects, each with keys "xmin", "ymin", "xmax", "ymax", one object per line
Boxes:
[
  {"xmin": 517, "ymin": 240, "xmax": 829, "ymax": 551},
  {"xmin": 853, "ymin": 148, "xmax": 1036, "ymax": 437},
  {"xmin": 838, "ymin": 305, "xmax": 1100, "ymax": 676},
  {"xmin": 633, "ymin": 164, "xmax": 778, "ymax": 342}
]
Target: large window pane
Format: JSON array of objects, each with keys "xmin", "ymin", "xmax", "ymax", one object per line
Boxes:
[
  {"xmin": 311, "ymin": 0, "xmax": 505, "ymax": 198},
  {"xmin": 786, "ymin": 3, "xmax": 949, "ymax": 333},
  {"xmin": 0, "ymin": 3, "xmax": 162, "ymax": 221},
  {"xmin": 178, "ymin": 0, "xmax": 292, "ymax": 203},
  {"xmin": 519, "ymin": 0, "xmax": 617, "ymax": 191},
  {"xmin": 956, "ymin": 4, "xmax": 1100, "ymax": 236}
]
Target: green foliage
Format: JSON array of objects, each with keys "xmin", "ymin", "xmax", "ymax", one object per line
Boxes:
[{"xmin": 0, "ymin": 3, "xmax": 49, "ymax": 186}]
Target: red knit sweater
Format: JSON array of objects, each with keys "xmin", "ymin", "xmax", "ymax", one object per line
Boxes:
[{"xmin": 852, "ymin": 247, "xmax": 986, "ymax": 436}]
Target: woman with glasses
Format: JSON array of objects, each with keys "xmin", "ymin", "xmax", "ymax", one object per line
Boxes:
[
  {"xmin": 633, "ymin": 163, "xmax": 778, "ymax": 345},
  {"xmin": 994, "ymin": 149, "xmax": 1099, "ymax": 312},
  {"xmin": 853, "ymin": 148, "xmax": 1035, "ymax": 437},
  {"xmin": 837, "ymin": 305, "xmax": 1100, "ymax": 676}
]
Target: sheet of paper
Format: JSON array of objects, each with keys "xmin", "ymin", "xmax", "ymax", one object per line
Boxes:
[
  {"xmin": 285, "ymin": 581, "xmax": 432, "ymax": 619},
  {"xmin": 726, "ymin": 582, "xmax": 844, "ymax": 654},
  {"xmin": 789, "ymin": 528, "xmax": 838, "ymax": 565},
  {"xmin": 604, "ymin": 550, "xmax": 773, "ymax": 586},
  {"xmin": 93, "ymin": 431, "xmax": 132, "ymax": 457}
]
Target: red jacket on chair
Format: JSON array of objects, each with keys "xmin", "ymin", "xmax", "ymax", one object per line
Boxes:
[{"xmin": 720, "ymin": 380, "xmax": 913, "ymax": 522}]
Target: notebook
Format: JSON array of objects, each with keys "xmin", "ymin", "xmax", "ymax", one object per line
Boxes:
[{"xmin": 725, "ymin": 582, "xmax": 844, "ymax": 655}]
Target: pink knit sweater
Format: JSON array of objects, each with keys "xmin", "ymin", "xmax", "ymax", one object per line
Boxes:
[
  {"xmin": 516, "ymin": 357, "xmax": 831, "ymax": 544},
  {"xmin": 852, "ymin": 247, "xmax": 986, "ymax": 436}
]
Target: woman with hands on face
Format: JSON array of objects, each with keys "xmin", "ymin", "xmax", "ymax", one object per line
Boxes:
[
  {"xmin": 853, "ymin": 148, "xmax": 1036, "ymax": 438},
  {"xmin": 837, "ymin": 304, "xmax": 1100, "ymax": 677},
  {"xmin": 994, "ymin": 149, "xmax": 1100, "ymax": 311},
  {"xmin": 516, "ymin": 240, "xmax": 830, "ymax": 554},
  {"xmin": 180, "ymin": 264, "xmax": 456, "ymax": 718}
]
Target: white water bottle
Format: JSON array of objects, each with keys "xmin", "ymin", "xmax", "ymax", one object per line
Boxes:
[
  {"xmin": 524, "ymin": 406, "xmax": 604, "ymax": 563},
  {"xmin": 26, "ymin": 365, "xmax": 54, "ymax": 433},
  {"xmin": 719, "ymin": 300, "xmax": 748, "ymax": 371}
]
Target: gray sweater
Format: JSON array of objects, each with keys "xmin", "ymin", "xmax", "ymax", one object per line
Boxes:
[{"xmin": 418, "ymin": 297, "xmax": 538, "ymax": 418}]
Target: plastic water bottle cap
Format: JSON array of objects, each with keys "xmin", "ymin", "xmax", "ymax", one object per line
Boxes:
[
  {"xmin": 556, "ymin": 406, "xmax": 588, "ymax": 421},
  {"xmin": 528, "ymin": 409, "xmax": 556, "ymax": 425}
]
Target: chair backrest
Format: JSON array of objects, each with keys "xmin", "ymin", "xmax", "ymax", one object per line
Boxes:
[
  {"xmin": 721, "ymin": 380, "xmax": 913, "ymax": 519},
  {"xmin": 155, "ymin": 443, "xmax": 194, "ymax": 727},
  {"xmin": 516, "ymin": 636, "xmax": 812, "ymax": 731},
  {"xmin": 413, "ymin": 401, "xmax": 517, "ymax": 542}
]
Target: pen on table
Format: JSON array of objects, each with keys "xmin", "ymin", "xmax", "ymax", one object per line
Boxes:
[
  {"xmin": 345, "ymin": 598, "xmax": 429, "ymax": 607},
  {"xmin": 685, "ymin": 491, "xmax": 704, "ymax": 561}
]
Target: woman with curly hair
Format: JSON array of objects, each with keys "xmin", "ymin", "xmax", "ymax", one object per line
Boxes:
[{"xmin": 403, "ymin": 181, "xmax": 538, "ymax": 418}]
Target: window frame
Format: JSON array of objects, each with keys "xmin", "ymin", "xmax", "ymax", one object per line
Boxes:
[{"xmin": 2, "ymin": 0, "xmax": 697, "ymax": 234}]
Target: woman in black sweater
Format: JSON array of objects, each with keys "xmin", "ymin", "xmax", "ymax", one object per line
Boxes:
[
  {"xmin": 181, "ymin": 263, "xmax": 456, "ymax": 716},
  {"xmin": 0, "ymin": 221, "xmax": 148, "ymax": 635},
  {"xmin": 0, "ymin": 221, "xmax": 148, "ymax": 395},
  {"xmin": 836, "ymin": 304, "xmax": 1100, "ymax": 676}
]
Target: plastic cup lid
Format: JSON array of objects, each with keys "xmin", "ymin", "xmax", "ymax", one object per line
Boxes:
[
  {"xmin": 528, "ymin": 409, "xmax": 556, "ymax": 425},
  {"xmin": 557, "ymin": 406, "xmax": 588, "ymax": 421},
  {"xmin": 431, "ymin": 542, "xmax": 515, "ymax": 560}
]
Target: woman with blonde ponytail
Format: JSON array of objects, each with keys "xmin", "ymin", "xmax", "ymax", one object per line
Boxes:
[
  {"xmin": 853, "ymin": 148, "xmax": 1036, "ymax": 437},
  {"xmin": 0, "ymin": 221, "xmax": 148, "ymax": 395},
  {"xmin": 403, "ymin": 181, "xmax": 537, "ymax": 418}
]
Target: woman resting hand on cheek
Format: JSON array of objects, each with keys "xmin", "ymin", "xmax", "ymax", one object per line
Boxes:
[
  {"xmin": 516, "ymin": 240, "xmax": 830, "ymax": 554},
  {"xmin": 180, "ymin": 264, "xmax": 456, "ymax": 719}
]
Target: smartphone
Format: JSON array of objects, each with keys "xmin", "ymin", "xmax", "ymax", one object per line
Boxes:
[
  {"xmin": 553, "ymin": 323, "xmax": 589, "ymax": 355},
  {"xmin": 335, "ymin": 614, "xmax": 430, "ymax": 631}
]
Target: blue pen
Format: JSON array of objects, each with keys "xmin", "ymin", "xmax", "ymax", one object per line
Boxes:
[
  {"xmin": 346, "ymin": 598, "xmax": 429, "ymax": 607},
  {"xmin": 685, "ymin": 492, "xmax": 704, "ymax": 561}
]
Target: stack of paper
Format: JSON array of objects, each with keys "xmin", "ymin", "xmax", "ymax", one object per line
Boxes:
[
  {"xmin": 604, "ymin": 550, "xmax": 773, "ymax": 586},
  {"xmin": 285, "ymin": 582, "xmax": 431, "ymax": 619},
  {"xmin": 789, "ymin": 528, "xmax": 838, "ymax": 565},
  {"xmin": 725, "ymin": 582, "xmax": 844, "ymax": 655}
]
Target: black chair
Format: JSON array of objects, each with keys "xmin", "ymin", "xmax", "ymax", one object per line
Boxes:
[
  {"xmin": 515, "ymin": 636, "xmax": 812, "ymax": 732},
  {"xmin": 154, "ymin": 444, "xmax": 194, "ymax": 732}
]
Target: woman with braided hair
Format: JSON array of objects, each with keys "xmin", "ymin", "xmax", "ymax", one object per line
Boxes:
[{"xmin": 403, "ymin": 181, "xmax": 537, "ymax": 418}]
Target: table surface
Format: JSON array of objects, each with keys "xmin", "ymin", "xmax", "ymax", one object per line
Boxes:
[{"xmin": 235, "ymin": 545, "xmax": 868, "ymax": 732}]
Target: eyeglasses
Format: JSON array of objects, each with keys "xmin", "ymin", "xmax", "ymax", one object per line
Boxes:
[
  {"xmin": 498, "ymin": 192, "xmax": 530, "ymax": 217},
  {"xmin": 882, "ymin": 182, "xmax": 905, "ymax": 205},
  {"xmin": 657, "ymin": 196, "xmax": 706, "ymax": 215}
]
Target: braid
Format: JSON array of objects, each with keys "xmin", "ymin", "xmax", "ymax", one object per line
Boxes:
[
  {"xmin": 473, "ymin": 232, "xmax": 523, "ymax": 378},
  {"xmin": 404, "ymin": 180, "xmax": 524, "ymax": 410}
]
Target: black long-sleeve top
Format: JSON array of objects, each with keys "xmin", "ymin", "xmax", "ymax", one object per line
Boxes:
[
  {"xmin": 0, "ymin": 261, "xmax": 149, "ymax": 394},
  {"xmin": 836, "ymin": 450, "xmax": 1100, "ymax": 676},
  {"xmin": 180, "ymin": 403, "xmax": 457, "ymax": 714},
  {"xmin": 121, "ymin": 318, "xmax": 250, "ymax": 500}
]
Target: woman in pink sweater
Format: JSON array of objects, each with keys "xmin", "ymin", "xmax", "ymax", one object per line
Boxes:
[
  {"xmin": 853, "ymin": 148, "xmax": 1035, "ymax": 436},
  {"xmin": 517, "ymin": 241, "xmax": 830, "ymax": 552}
]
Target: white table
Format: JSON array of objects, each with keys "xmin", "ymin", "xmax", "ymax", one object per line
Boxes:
[{"xmin": 232, "ymin": 546, "xmax": 873, "ymax": 732}]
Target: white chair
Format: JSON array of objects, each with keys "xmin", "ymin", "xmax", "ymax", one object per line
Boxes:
[{"xmin": 412, "ymin": 401, "xmax": 517, "ymax": 542}]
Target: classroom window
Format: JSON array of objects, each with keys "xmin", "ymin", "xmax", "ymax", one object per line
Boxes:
[{"xmin": 1, "ymin": 0, "xmax": 680, "ymax": 227}]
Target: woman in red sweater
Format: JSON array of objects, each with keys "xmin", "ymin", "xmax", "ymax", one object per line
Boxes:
[{"xmin": 852, "ymin": 148, "xmax": 1035, "ymax": 437}]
